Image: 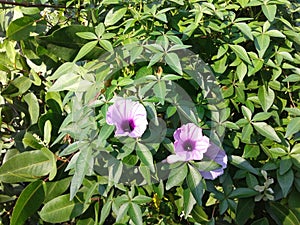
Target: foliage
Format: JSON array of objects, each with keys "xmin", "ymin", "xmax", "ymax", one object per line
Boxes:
[{"xmin": 0, "ymin": 0, "xmax": 300, "ymax": 224}]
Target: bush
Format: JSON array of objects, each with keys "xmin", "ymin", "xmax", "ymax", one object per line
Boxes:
[{"xmin": 0, "ymin": 0, "xmax": 299, "ymax": 224}]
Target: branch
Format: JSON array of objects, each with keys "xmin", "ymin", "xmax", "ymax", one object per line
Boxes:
[{"xmin": 0, "ymin": 0, "xmax": 70, "ymax": 8}]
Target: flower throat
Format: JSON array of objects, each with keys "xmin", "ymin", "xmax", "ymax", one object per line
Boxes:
[{"xmin": 121, "ymin": 119, "xmax": 135, "ymax": 132}]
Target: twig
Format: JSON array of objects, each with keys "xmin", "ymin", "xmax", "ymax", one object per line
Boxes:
[
  {"xmin": 0, "ymin": 0, "xmax": 69, "ymax": 9},
  {"xmin": 283, "ymin": 70, "xmax": 296, "ymax": 108}
]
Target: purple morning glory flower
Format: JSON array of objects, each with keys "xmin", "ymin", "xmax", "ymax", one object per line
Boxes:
[
  {"xmin": 106, "ymin": 98, "xmax": 148, "ymax": 138},
  {"xmin": 165, "ymin": 123, "xmax": 227, "ymax": 180},
  {"xmin": 200, "ymin": 142, "xmax": 227, "ymax": 180},
  {"xmin": 166, "ymin": 123, "xmax": 210, "ymax": 163}
]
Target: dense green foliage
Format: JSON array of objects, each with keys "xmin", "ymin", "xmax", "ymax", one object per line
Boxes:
[{"xmin": 0, "ymin": 0, "xmax": 300, "ymax": 224}]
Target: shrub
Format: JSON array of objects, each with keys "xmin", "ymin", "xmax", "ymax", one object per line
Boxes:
[{"xmin": 0, "ymin": 0, "xmax": 299, "ymax": 224}]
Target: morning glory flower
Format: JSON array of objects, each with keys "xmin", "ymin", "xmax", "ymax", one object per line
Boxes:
[
  {"xmin": 165, "ymin": 123, "xmax": 227, "ymax": 180},
  {"xmin": 106, "ymin": 98, "xmax": 148, "ymax": 138},
  {"xmin": 166, "ymin": 123, "xmax": 210, "ymax": 163},
  {"xmin": 200, "ymin": 142, "xmax": 227, "ymax": 180}
]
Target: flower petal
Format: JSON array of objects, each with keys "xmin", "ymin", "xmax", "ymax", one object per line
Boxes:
[
  {"xmin": 200, "ymin": 142, "xmax": 228, "ymax": 180},
  {"xmin": 173, "ymin": 123, "xmax": 209, "ymax": 158},
  {"xmin": 200, "ymin": 169, "xmax": 225, "ymax": 180},
  {"xmin": 106, "ymin": 102, "xmax": 122, "ymax": 125},
  {"xmin": 106, "ymin": 98, "xmax": 148, "ymax": 137}
]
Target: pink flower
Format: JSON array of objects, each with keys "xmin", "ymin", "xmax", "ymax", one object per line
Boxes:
[
  {"xmin": 166, "ymin": 123, "xmax": 210, "ymax": 163},
  {"xmin": 200, "ymin": 142, "xmax": 227, "ymax": 180},
  {"xmin": 165, "ymin": 123, "xmax": 227, "ymax": 180},
  {"xmin": 106, "ymin": 98, "xmax": 148, "ymax": 138}
]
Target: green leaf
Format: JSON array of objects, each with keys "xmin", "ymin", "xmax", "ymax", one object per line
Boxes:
[
  {"xmin": 128, "ymin": 203, "xmax": 143, "ymax": 225},
  {"xmin": 190, "ymin": 160, "xmax": 220, "ymax": 172},
  {"xmin": 223, "ymin": 121, "xmax": 240, "ymax": 130},
  {"xmin": 191, "ymin": 205, "xmax": 209, "ymax": 223},
  {"xmin": 269, "ymin": 147, "xmax": 287, "ymax": 159},
  {"xmin": 41, "ymin": 147, "xmax": 57, "ymax": 181},
  {"xmin": 285, "ymin": 117, "xmax": 300, "ymax": 137},
  {"xmin": 219, "ymin": 200, "xmax": 229, "ymax": 215},
  {"xmin": 162, "ymin": 74, "xmax": 182, "ymax": 81},
  {"xmin": 99, "ymin": 200, "xmax": 112, "ymax": 225},
  {"xmin": 70, "ymin": 148, "xmax": 93, "ymax": 200},
  {"xmin": 248, "ymin": 59, "xmax": 264, "ymax": 76},
  {"xmin": 262, "ymin": 4, "xmax": 277, "ymax": 22},
  {"xmin": 277, "ymin": 169, "xmax": 293, "ymax": 198},
  {"xmin": 132, "ymin": 195, "xmax": 152, "ymax": 204},
  {"xmin": 254, "ymin": 34, "xmax": 270, "ymax": 58},
  {"xmin": 23, "ymin": 93, "xmax": 39, "ymax": 124},
  {"xmin": 44, "ymin": 177, "xmax": 71, "ymax": 203},
  {"xmin": 76, "ymin": 32, "xmax": 97, "ymax": 40},
  {"xmin": 183, "ymin": 188, "xmax": 196, "ymax": 218},
  {"xmin": 169, "ymin": 0, "xmax": 184, "ymax": 5},
  {"xmin": 116, "ymin": 203, "xmax": 130, "ymax": 222},
  {"xmin": 11, "ymin": 180, "xmax": 45, "ymax": 225},
  {"xmin": 266, "ymin": 29, "xmax": 286, "ymax": 38},
  {"xmin": 39, "ymin": 194, "xmax": 85, "ymax": 223},
  {"xmin": 279, "ymin": 158, "xmax": 293, "ymax": 175},
  {"xmin": 229, "ymin": 188, "xmax": 258, "ymax": 198},
  {"xmin": 153, "ymin": 180, "xmax": 164, "ymax": 199},
  {"xmin": 236, "ymin": 62, "xmax": 248, "ymax": 83},
  {"xmin": 99, "ymin": 39, "xmax": 113, "ymax": 52},
  {"xmin": 148, "ymin": 52, "xmax": 164, "ymax": 67},
  {"xmin": 22, "ymin": 132, "xmax": 44, "ymax": 149},
  {"xmin": 99, "ymin": 124, "xmax": 115, "ymax": 144},
  {"xmin": 77, "ymin": 218, "xmax": 95, "ymax": 225},
  {"xmin": 59, "ymin": 141, "xmax": 87, "ymax": 156},
  {"xmin": 165, "ymin": 52, "xmax": 183, "ymax": 75},
  {"xmin": 236, "ymin": 198, "xmax": 255, "ymax": 225},
  {"xmin": 47, "ymin": 62, "xmax": 77, "ymax": 81},
  {"xmin": 0, "ymin": 150, "xmax": 52, "ymax": 183},
  {"xmin": 166, "ymin": 163, "xmax": 187, "ymax": 190},
  {"xmin": 135, "ymin": 66, "xmax": 153, "ymax": 79},
  {"xmin": 258, "ymin": 86, "xmax": 275, "ymax": 112},
  {"xmin": 73, "ymin": 40, "xmax": 98, "ymax": 62},
  {"xmin": 242, "ymin": 144, "xmax": 260, "ymax": 158},
  {"xmin": 285, "ymin": 108, "xmax": 300, "ymax": 116},
  {"xmin": 176, "ymin": 103, "xmax": 198, "ymax": 124},
  {"xmin": 104, "ymin": 7, "xmax": 127, "ymax": 26},
  {"xmin": 230, "ymin": 155, "xmax": 259, "ymax": 175},
  {"xmin": 242, "ymin": 105, "xmax": 252, "ymax": 121},
  {"xmin": 43, "ymin": 120, "xmax": 52, "ymax": 145},
  {"xmin": 155, "ymin": 13, "xmax": 168, "ymax": 23},
  {"xmin": 237, "ymin": 0, "xmax": 249, "ymax": 7},
  {"xmin": 253, "ymin": 122, "xmax": 281, "ymax": 142},
  {"xmin": 187, "ymin": 164, "xmax": 203, "ymax": 205},
  {"xmin": 166, "ymin": 105, "xmax": 177, "ymax": 118},
  {"xmin": 241, "ymin": 123, "xmax": 253, "ymax": 143},
  {"xmin": 288, "ymin": 190, "xmax": 300, "ymax": 210},
  {"xmin": 229, "ymin": 44, "xmax": 252, "ymax": 64},
  {"xmin": 130, "ymin": 46, "xmax": 144, "ymax": 63},
  {"xmin": 266, "ymin": 201, "xmax": 300, "ymax": 225},
  {"xmin": 37, "ymin": 25, "xmax": 102, "ymax": 61},
  {"xmin": 212, "ymin": 55, "xmax": 228, "ymax": 74},
  {"xmin": 153, "ymin": 80, "xmax": 166, "ymax": 105},
  {"xmin": 2, "ymin": 76, "xmax": 32, "ymax": 97},
  {"xmin": 136, "ymin": 142, "xmax": 155, "ymax": 173},
  {"xmin": 0, "ymin": 194, "xmax": 16, "ymax": 203},
  {"xmin": 252, "ymin": 112, "xmax": 271, "ymax": 122},
  {"xmin": 280, "ymin": 74, "xmax": 300, "ymax": 82},
  {"xmin": 48, "ymin": 73, "xmax": 81, "ymax": 92},
  {"xmin": 7, "ymin": 16, "xmax": 44, "ymax": 41},
  {"xmin": 234, "ymin": 22, "xmax": 253, "ymax": 40},
  {"xmin": 95, "ymin": 23, "xmax": 105, "ymax": 37}
]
